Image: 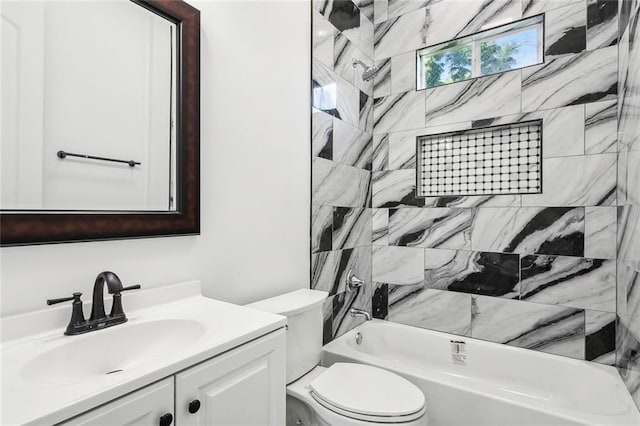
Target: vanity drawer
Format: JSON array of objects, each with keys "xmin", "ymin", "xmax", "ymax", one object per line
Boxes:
[{"xmin": 59, "ymin": 378, "xmax": 174, "ymax": 426}]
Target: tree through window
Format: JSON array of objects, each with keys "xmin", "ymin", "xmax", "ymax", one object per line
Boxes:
[{"xmin": 418, "ymin": 15, "xmax": 543, "ymax": 90}]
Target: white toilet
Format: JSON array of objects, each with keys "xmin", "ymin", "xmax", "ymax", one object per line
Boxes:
[{"xmin": 247, "ymin": 289, "xmax": 428, "ymax": 426}]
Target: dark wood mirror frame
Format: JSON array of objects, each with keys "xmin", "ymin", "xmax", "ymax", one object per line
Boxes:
[{"xmin": 0, "ymin": 0, "xmax": 200, "ymax": 247}]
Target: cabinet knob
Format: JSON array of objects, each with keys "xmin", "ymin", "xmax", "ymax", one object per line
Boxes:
[
  {"xmin": 188, "ymin": 399, "xmax": 201, "ymax": 414},
  {"xmin": 159, "ymin": 413, "xmax": 173, "ymax": 426}
]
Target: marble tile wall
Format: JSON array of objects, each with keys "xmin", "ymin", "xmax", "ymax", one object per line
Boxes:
[
  {"xmin": 617, "ymin": 0, "xmax": 640, "ymax": 409},
  {"xmin": 312, "ymin": 0, "xmax": 375, "ymax": 343},
  {"xmin": 369, "ymin": 0, "xmax": 622, "ymax": 365}
]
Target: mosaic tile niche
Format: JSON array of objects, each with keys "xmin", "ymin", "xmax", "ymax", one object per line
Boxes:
[{"xmin": 416, "ymin": 121, "xmax": 542, "ymax": 197}]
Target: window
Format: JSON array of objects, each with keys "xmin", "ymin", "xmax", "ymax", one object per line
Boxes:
[{"xmin": 417, "ymin": 15, "xmax": 543, "ymax": 90}]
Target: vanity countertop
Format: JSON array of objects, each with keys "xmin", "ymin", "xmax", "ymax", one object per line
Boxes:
[{"xmin": 0, "ymin": 281, "xmax": 286, "ymax": 426}]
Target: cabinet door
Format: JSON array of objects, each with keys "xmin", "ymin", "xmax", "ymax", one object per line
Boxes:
[
  {"xmin": 61, "ymin": 378, "xmax": 174, "ymax": 426},
  {"xmin": 176, "ymin": 329, "xmax": 286, "ymax": 426}
]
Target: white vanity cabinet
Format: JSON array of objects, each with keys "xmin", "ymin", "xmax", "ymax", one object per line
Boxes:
[
  {"xmin": 175, "ymin": 328, "xmax": 286, "ymax": 425},
  {"xmin": 59, "ymin": 330, "xmax": 286, "ymax": 426}
]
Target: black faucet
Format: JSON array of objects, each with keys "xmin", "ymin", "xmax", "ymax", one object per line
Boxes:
[{"xmin": 47, "ymin": 271, "xmax": 140, "ymax": 335}]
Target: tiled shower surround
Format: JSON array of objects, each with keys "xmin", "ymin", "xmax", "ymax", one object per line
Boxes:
[
  {"xmin": 312, "ymin": 0, "xmax": 639, "ymax": 406},
  {"xmin": 617, "ymin": 0, "xmax": 640, "ymax": 407},
  {"xmin": 312, "ymin": 0, "xmax": 376, "ymax": 343}
]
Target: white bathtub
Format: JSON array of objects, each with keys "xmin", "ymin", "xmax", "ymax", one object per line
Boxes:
[{"xmin": 322, "ymin": 320, "xmax": 640, "ymax": 426}]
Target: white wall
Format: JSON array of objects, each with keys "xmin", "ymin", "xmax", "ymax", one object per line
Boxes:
[{"xmin": 0, "ymin": 0, "xmax": 310, "ymax": 317}]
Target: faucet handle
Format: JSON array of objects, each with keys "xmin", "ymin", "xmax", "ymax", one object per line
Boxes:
[
  {"xmin": 109, "ymin": 284, "xmax": 140, "ymax": 319},
  {"xmin": 47, "ymin": 293, "xmax": 87, "ymax": 335},
  {"xmin": 47, "ymin": 292, "xmax": 82, "ymax": 305},
  {"xmin": 120, "ymin": 284, "xmax": 141, "ymax": 292}
]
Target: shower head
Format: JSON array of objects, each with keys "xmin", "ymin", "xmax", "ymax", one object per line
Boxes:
[{"xmin": 352, "ymin": 59, "xmax": 379, "ymax": 81}]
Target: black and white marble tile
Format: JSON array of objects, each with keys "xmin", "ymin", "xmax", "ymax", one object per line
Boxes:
[
  {"xmin": 333, "ymin": 207, "xmax": 372, "ymax": 250},
  {"xmin": 313, "ymin": 157, "xmax": 371, "ymax": 207},
  {"xmin": 536, "ymin": 105, "xmax": 586, "ymax": 157},
  {"xmin": 471, "ymin": 207, "xmax": 585, "ymax": 257},
  {"xmin": 322, "ymin": 295, "xmax": 335, "ymax": 344},
  {"xmin": 617, "ymin": 0, "xmax": 637, "ymax": 37},
  {"xmin": 521, "ymin": 154, "xmax": 617, "ymax": 207},
  {"xmin": 374, "ymin": 90, "xmax": 426, "ymax": 134},
  {"xmin": 314, "ymin": 0, "xmax": 335, "ymax": 19},
  {"xmin": 333, "ymin": 117, "xmax": 372, "ymax": 170},
  {"xmin": 374, "ymin": 7, "xmax": 427, "ymax": 59},
  {"xmin": 355, "ymin": 0, "xmax": 375, "ymax": 22},
  {"xmin": 312, "ymin": 111, "xmax": 334, "ymax": 160},
  {"xmin": 328, "ymin": 0, "xmax": 361, "ymax": 38},
  {"xmin": 313, "ymin": 59, "xmax": 339, "ymax": 117},
  {"xmin": 421, "ymin": 194, "xmax": 522, "ymax": 208},
  {"xmin": 337, "ymin": 77, "xmax": 361, "ymax": 127},
  {"xmin": 585, "ymin": 206, "xmax": 617, "ymax": 259},
  {"xmin": 359, "ymin": 91, "xmax": 374, "ymax": 133},
  {"xmin": 360, "ymin": 13, "xmax": 375, "ymax": 58},
  {"xmin": 521, "ymin": 46, "xmax": 618, "ymax": 112},
  {"xmin": 387, "ymin": 129, "xmax": 421, "ymax": 170},
  {"xmin": 425, "ymin": 0, "xmax": 523, "ymax": 45},
  {"xmin": 373, "ymin": 58, "xmax": 392, "ymax": 98},
  {"xmin": 585, "ymin": 310, "xmax": 616, "ymax": 364},
  {"xmin": 388, "ymin": 122, "xmax": 472, "ymax": 170},
  {"xmin": 387, "ymin": 0, "xmax": 440, "ymax": 20},
  {"xmin": 585, "ymin": 100, "xmax": 618, "ymax": 154},
  {"xmin": 520, "ymin": 255, "xmax": 616, "ymax": 312},
  {"xmin": 372, "ymin": 245, "xmax": 425, "ymax": 285},
  {"xmin": 332, "ymin": 282, "xmax": 373, "ymax": 338},
  {"xmin": 471, "ymin": 295, "xmax": 586, "ymax": 358},
  {"xmin": 473, "ymin": 105, "xmax": 585, "ymax": 158},
  {"xmin": 372, "ymin": 133, "xmax": 389, "ymax": 172},
  {"xmin": 374, "ymin": 0, "xmax": 388, "ymax": 24},
  {"xmin": 618, "ymin": 150, "xmax": 640, "ymax": 206},
  {"xmin": 391, "ymin": 51, "xmax": 416, "ymax": 94},
  {"xmin": 617, "ymin": 24, "xmax": 640, "ymax": 153},
  {"xmin": 334, "ymin": 33, "xmax": 372, "ymax": 91},
  {"xmin": 617, "ymin": 150, "xmax": 628, "ymax": 205},
  {"xmin": 618, "ymin": 206, "xmax": 640, "ymax": 270},
  {"xmin": 617, "ymin": 261, "xmax": 640, "ymax": 317},
  {"xmin": 423, "ymin": 248, "xmax": 520, "ymax": 298},
  {"xmin": 389, "ymin": 286, "xmax": 472, "ymax": 335},
  {"xmin": 372, "ymin": 170, "xmax": 425, "ymax": 208},
  {"xmin": 312, "ymin": 205, "xmax": 334, "ymax": 253},
  {"xmin": 312, "ymin": 251, "xmax": 335, "ymax": 293},
  {"xmin": 388, "ymin": 208, "xmax": 473, "ymax": 249},
  {"xmin": 523, "ymin": 0, "xmax": 583, "ymax": 16},
  {"xmin": 334, "ymin": 246, "xmax": 372, "ymax": 295},
  {"xmin": 544, "ymin": 2, "xmax": 587, "ymax": 58},
  {"xmin": 424, "ymin": 71, "xmax": 521, "ymax": 127},
  {"xmin": 372, "ymin": 282, "xmax": 389, "ymax": 319},
  {"xmin": 313, "ymin": 59, "xmax": 361, "ymax": 127},
  {"xmin": 587, "ymin": 0, "xmax": 619, "ymax": 50},
  {"xmin": 617, "ymin": 314, "xmax": 640, "ymax": 372},
  {"xmin": 372, "ymin": 208, "xmax": 389, "ymax": 245},
  {"xmin": 313, "ymin": 10, "xmax": 337, "ymax": 68}
]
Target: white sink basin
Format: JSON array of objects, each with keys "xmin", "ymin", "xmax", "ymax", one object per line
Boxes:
[
  {"xmin": 21, "ymin": 319, "xmax": 207, "ymax": 384},
  {"xmin": 1, "ymin": 282, "xmax": 286, "ymax": 426}
]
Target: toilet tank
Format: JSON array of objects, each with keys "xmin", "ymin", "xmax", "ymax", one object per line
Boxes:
[{"xmin": 246, "ymin": 289, "xmax": 327, "ymax": 384}]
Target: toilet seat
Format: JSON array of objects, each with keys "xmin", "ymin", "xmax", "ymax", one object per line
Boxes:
[{"xmin": 308, "ymin": 363, "xmax": 426, "ymax": 424}]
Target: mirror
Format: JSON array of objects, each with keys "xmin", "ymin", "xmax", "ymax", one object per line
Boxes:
[{"xmin": 0, "ymin": 0, "xmax": 200, "ymax": 245}]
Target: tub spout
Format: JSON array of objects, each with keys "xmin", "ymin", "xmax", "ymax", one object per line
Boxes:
[{"xmin": 350, "ymin": 308, "xmax": 372, "ymax": 321}]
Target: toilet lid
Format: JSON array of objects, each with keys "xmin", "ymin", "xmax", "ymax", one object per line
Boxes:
[{"xmin": 309, "ymin": 363, "xmax": 426, "ymax": 421}]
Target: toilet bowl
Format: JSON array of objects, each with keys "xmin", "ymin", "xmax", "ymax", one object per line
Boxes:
[{"xmin": 247, "ymin": 289, "xmax": 428, "ymax": 426}]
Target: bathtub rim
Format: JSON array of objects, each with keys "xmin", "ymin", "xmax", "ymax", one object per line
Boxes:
[{"xmin": 321, "ymin": 319, "xmax": 640, "ymax": 426}]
